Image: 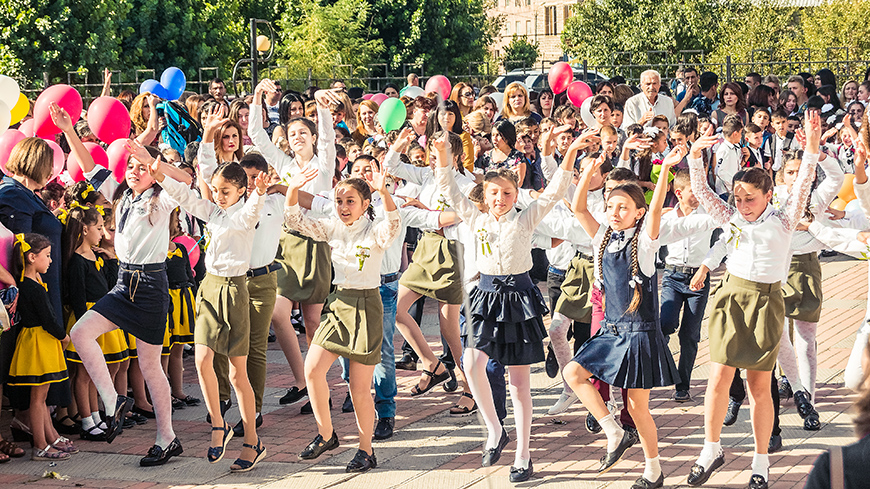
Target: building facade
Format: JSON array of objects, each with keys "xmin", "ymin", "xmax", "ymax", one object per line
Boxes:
[{"xmin": 489, "ymin": 0, "xmax": 577, "ymax": 70}]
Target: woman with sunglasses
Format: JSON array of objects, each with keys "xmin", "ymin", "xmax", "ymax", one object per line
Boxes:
[{"xmin": 450, "ymin": 83, "xmax": 476, "ymax": 117}]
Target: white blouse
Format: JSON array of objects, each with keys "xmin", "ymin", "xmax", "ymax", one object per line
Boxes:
[
  {"xmin": 659, "ymin": 205, "xmax": 719, "ymax": 268},
  {"xmin": 435, "ymin": 165, "xmax": 571, "ymax": 276},
  {"xmin": 284, "ymin": 203, "xmax": 401, "ymax": 289},
  {"xmin": 159, "ymin": 177, "xmax": 264, "ymax": 277},
  {"xmin": 590, "ymin": 221, "xmax": 659, "ymax": 282},
  {"xmin": 114, "ymin": 186, "xmax": 178, "ymax": 265}
]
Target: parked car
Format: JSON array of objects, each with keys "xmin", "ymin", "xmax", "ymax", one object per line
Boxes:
[
  {"xmin": 492, "ymin": 69, "xmax": 536, "ymax": 91},
  {"xmin": 524, "ymin": 69, "xmax": 610, "ymax": 93}
]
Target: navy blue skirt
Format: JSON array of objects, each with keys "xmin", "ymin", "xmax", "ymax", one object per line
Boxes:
[
  {"xmin": 572, "ymin": 320, "xmax": 679, "ymax": 390},
  {"xmin": 91, "ymin": 263, "xmax": 170, "ymax": 346},
  {"xmin": 468, "ymin": 273, "xmax": 549, "ymax": 366}
]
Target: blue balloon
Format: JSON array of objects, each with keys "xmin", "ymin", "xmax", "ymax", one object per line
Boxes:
[
  {"xmin": 160, "ymin": 67, "xmax": 186, "ymax": 101},
  {"xmin": 139, "ymin": 79, "xmax": 170, "ymax": 99}
]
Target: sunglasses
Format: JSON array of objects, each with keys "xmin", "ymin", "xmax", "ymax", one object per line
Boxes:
[{"xmin": 461, "ymin": 92, "xmax": 474, "ymax": 97}]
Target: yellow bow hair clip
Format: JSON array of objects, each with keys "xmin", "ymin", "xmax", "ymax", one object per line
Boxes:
[
  {"xmin": 94, "ymin": 205, "xmax": 105, "ymax": 216},
  {"xmin": 80, "ymin": 184, "xmax": 95, "ymax": 200},
  {"xmin": 14, "ymin": 234, "xmax": 30, "ymax": 281},
  {"xmin": 57, "ymin": 208, "xmax": 70, "ymax": 225},
  {"xmin": 95, "ymin": 256, "xmax": 104, "ymax": 271},
  {"xmin": 69, "ymin": 201, "xmax": 90, "ymax": 212}
]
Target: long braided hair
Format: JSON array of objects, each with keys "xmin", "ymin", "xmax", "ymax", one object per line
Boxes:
[
  {"xmin": 776, "ymin": 150, "xmax": 817, "ymax": 220},
  {"xmin": 597, "ymin": 183, "xmax": 648, "ymax": 314}
]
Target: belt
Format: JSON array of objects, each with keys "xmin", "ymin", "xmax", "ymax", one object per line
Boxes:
[
  {"xmin": 120, "ymin": 262, "xmax": 165, "ymax": 272},
  {"xmin": 575, "ymin": 252, "xmax": 593, "ymax": 262},
  {"xmin": 547, "ymin": 266, "xmax": 566, "ymax": 277},
  {"xmin": 664, "ymin": 264, "xmax": 700, "ymax": 275},
  {"xmin": 247, "ymin": 261, "xmax": 281, "ymax": 278},
  {"xmin": 603, "ymin": 320, "xmax": 657, "ymax": 334},
  {"xmin": 380, "ymin": 272, "xmax": 400, "ymax": 285}
]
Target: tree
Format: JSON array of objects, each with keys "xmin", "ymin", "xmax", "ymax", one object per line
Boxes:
[{"xmin": 502, "ymin": 35, "xmax": 540, "ymax": 70}]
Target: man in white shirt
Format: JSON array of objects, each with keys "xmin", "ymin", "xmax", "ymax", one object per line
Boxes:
[{"xmin": 622, "ymin": 70, "xmax": 676, "ymax": 129}]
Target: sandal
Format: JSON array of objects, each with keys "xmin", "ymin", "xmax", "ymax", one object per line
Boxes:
[
  {"xmin": 230, "ymin": 438, "xmax": 267, "ymax": 472},
  {"xmin": 0, "ymin": 439, "xmax": 25, "ymax": 458},
  {"xmin": 449, "ymin": 392, "xmax": 478, "ymax": 417},
  {"xmin": 207, "ymin": 422, "xmax": 233, "ymax": 463},
  {"xmin": 410, "ymin": 360, "xmax": 450, "ymax": 397},
  {"xmin": 32, "ymin": 445, "xmax": 70, "ymax": 461},
  {"xmin": 9, "ymin": 418, "xmax": 32, "ymax": 446},
  {"xmin": 52, "ymin": 436, "xmax": 79, "ymax": 454},
  {"xmin": 0, "ymin": 452, "xmax": 9, "ymax": 464}
]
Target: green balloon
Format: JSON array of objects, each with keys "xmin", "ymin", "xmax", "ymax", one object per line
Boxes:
[{"xmin": 378, "ymin": 98, "xmax": 407, "ymax": 133}]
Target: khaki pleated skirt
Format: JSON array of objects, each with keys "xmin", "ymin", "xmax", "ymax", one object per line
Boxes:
[
  {"xmin": 782, "ymin": 252, "xmax": 823, "ymax": 322},
  {"xmin": 195, "ymin": 274, "xmax": 251, "ymax": 357},
  {"xmin": 399, "ymin": 232, "xmax": 464, "ymax": 305},
  {"xmin": 275, "ymin": 230, "xmax": 331, "ymax": 304},
  {"xmin": 313, "ymin": 287, "xmax": 383, "ymax": 365},
  {"xmin": 554, "ymin": 254, "xmax": 594, "ymax": 322},
  {"xmin": 708, "ymin": 272, "xmax": 784, "ymax": 371}
]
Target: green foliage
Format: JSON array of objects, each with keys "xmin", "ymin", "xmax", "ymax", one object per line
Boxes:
[
  {"xmin": 502, "ymin": 35, "xmax": 540, "ymax": 69},
  {"xmin": 801, "ymin": 0, "xmax": 870, "ymax": 61}
]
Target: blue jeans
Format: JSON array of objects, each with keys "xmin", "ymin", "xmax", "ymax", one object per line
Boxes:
[
  {"xmin": 374, "ymin": 280, "xmax": 399, "ymax": 418},
  {"xmin": 660, "ymin": 268, "xmax": 710, "ymax": 391},
  {"xmin": 460, "ymin": 309, "xmax": 506, "ymax": 422}
]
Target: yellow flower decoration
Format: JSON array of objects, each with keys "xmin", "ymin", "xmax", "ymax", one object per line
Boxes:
[{"xmin": 14, "ymin": 234, "xmax": 30, "ymax": 281}]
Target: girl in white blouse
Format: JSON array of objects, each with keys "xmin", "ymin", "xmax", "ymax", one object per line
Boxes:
[
  {"xmin": 151, "ymin": 157, "xmax": 269, "ymax": 473},
  {"xmin": 433, "ymin": 132, "xmax": 572, "ymax": 483},
  {"xmin": 284, "ymin": 165, "xmax": 401, "ymax": 473},
  {"xmin": 684, "ymin": 116, "xmax": 820, "ymax": 489}
]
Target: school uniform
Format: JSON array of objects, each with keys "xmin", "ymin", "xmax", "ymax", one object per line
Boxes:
[
  {"xmin": 714, "ymin": 140, "xmax": 742, "ymax": 196},
  {"xmin": 165, "ymin": 245, "xmax": 196, "ymax": 350},
  {"xmin": 65, "ymin": 253, "xmax": 128, "ymax": 364},
  {"xmin": 249, "ymin": 104, "xmax": 335, "ymax": 304},
  {"xmin": 9, "ymin": 277, "xmax": 69, "ymax": 387},
  {"xmin": 284, "ymin": 202, "xmax": 401, "ymax": 365},
  {"xmin": 384, "ymin": 149, "xmax": 476, "ymax": 305},
  {"xmin": 158, "ymin": 176, "xmax": 264, "ymax": 357},
  {"xmin": 746, "ymin": 146, "xmax": 764, "ymax": 168},
  {"xmin": 435, "ymin": 162, "xmax": 571, "ymax": 365},
  {"xmin": 763, "ymin": 132, "xmax": 800, "ymax": 172}
]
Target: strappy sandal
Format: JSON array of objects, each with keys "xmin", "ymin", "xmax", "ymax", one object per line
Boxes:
[
  {"xmin": 52, "ymin": 436, "xmax": 79, "ymax": 454},
  {"xmin": 0, "ymin": 439, "xmax": 25, "ymax": 458},
  {"xmin": 207, "ymin": 422, "xmax": 233, "ymax": 463},
  {"xmin": 449, "ymin": 392, "xmax": 478, "ymax": 417},
  {"xmin": 410, "ymin": 360, "xmax": 450, "ymax": 396},
  {"xmin": 230, "ymin": 438, "xmax": 267, "ymax": 472},
  {"xmin": 32, "ymin": 445, "xmax": 70, "ymax": 461}
]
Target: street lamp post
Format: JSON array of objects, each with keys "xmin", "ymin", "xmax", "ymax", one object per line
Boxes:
[{"xmin": 231, "ymin": 18, "xmax": 276, "ymax": 97}]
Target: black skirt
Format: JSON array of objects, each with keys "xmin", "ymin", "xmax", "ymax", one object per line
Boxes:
[
  {"xmin": 91, "ymin": 263, "xmax": 170, "ymax": 346},
  {"xmin": 468, "ymin": 273, "xmax": 549, "ymax": 366}
]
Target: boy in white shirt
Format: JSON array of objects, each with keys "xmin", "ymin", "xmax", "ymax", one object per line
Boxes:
[
  {"xmin": 763, "ymin": 109, "xmax": 800, "ymax": 172},
  {"xmin": 713, "ymin": 115, "xmax": 744, "ymax": 197}
]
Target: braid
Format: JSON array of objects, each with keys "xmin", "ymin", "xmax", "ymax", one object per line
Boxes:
[
  {"xmin": 626, "ymin": 217, "xmax": 644, "ymax": 314},
  {"xmin": 802, "ymin": 177, "xmax": 818, "ymax": 221},
  {"xmin": 597, "ymin": 226, "xmax": 613, "ymax": 311}
]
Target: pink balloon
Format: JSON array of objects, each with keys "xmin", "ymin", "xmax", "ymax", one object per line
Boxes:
[
  {"xmin": 33, "ymin": 84, "xmax": 83, "ymax": 137},
  {"xmin": 106, "ymin": 139, "xmax": 131, "ymax": 184},
  {"xmin": 87, "ymin": 97, "xmax": 131, "ymax": 144},
  {"xmin": 0, "ymin": 130, "xmax": 26, "ymax": 174},
  {"xmin": 566, "ymin": 81, "xmax": 593, "ymax": 107},
  {"xmin": 173, "ymin": 235, "xmax": 200, "ymax": 273},
  {"xmin": 67, "ymin": 142, "xmax": 108, "ymax": 182},
  {"xmin": 370, "ymin": 93, "xmax": 389, "ymax": 106},
  {"xmin": 548, "ymin": 62, "xmax": 574, "ymax": 94},
  {"xmin": 362, "ymin": 93, "xmax": 374, "ymax": 100},
  {"xmin": 45, "ymin": 140, "xmax": 65, "ymax": 181},
  {"xmin": 425, "ymin": 75, "xmax": 452, "ymax": 100},
  {"xmin": 18, "ymin": 119, "xmax": 35, "ymax": 137}
]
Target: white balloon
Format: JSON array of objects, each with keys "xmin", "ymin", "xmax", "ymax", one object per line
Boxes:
[
  {"xmin": 0, "ymin": 76, "xmax": 19, "ymax": 111},
  {"xmin": 490, "ymin": 92, "xmax": 504, "ymax": 113},
  {"xmin": 845, "ymin": 198, "xmax": 863, "ymax": 214},
  {"xmin": 580, "ymin": 96, "xmax": 596, "ymax": 128},
  {"xmin": 402, "ymin": 85, "xmax": 424, "ymax": 98},
  {"xmin": 0, "ymin": 100, "xmax": 10, "ymax": 138}
]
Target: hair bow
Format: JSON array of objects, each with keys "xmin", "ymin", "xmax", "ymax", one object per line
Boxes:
[
  {"xmin": 57, "ymin": 208, "xmax": 70, "ymax": 225},
  {"xmin": 95, "ymin": 256, "xmax": 104, "ymax": 271},
  {"xmin": 69, "ymin": 201, "xmax": 89, "ymax": 212},
  {"xmin": 167, "ymin": 248, "xmax": 183, "ymax": 259},
  {"xmin": 93, "ymin": 205, "xmax": 105, "ymax": 216},
  {"xmin": 80, "ymin": 184, "xmax": 95, "ymax": 200},
  {"xmin": 642, "ymin": 126, "xmax": 661, "ymax": 137},
  {"xmin": 14, "ymin": 234, "xmax": 30, "ymax": 281}
]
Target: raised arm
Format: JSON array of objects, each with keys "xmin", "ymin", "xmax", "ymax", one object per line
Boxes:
[
  {"xmin": 150, "ymin": 158, "xmax": 218, "ymax": 223},
  {"xmin": 384, "ymin": 127, "xmax": 430, "ymax": 185},
  {"xmin": 647, "ymin": 143, "xmax": 687, "ymax": 240},
  {"xmin": 313, "ymin": 89, "xmax": 341, "ymax": 175},
  {"xmin": 231, "ymin": 172, "xmax": 268, "ymax": 231},
  {"xmin": 367, "ymin": 168, "xmax": 402, "ymax": 249},
  {"xmin": 126, "ymin": 139, "xmax": 192, "ymax": 186},
  {"xmin": 812, "ymin": 147, "xmax": 845, "ymax": 209},
  {"xmin": 570, "ymin": 154, "xmax": 605, "ymax": 239},
  {"xmin": 283, "ymin": 166, "xmax": 332, "ymax": 242},
  {"xmin": 522, "ymin": 135, "xmax": 579, "ymax": 228},
  {"xmin": 100, "ymin": 68, "xmax": 112, "ymax": 98},
  {"xmin": 49, "ymin": 102, "xmax": 94, "ymax": 174},
  {"xmin": 782, "ymin": 112, "xmax": 822, "ymax": 230},
  {"xmin": 251, "ymin": 80, "xmax": 296, "ymax": 176},
  {"xmin": 432, "ymin": 134, "xmax": 481, "ymax": 224},
  {"xmin": 688, "ymin": 126, "xmax": 734, "ymax": 225},
  {"xmin": 852, "ymin": 141, "xmax": 870, "ymax": 220}
]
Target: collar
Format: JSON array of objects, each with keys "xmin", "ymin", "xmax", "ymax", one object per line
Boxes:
[
  {"xmin": 344, "ymin": 214, "xmax": 371, "ymax": 232},
  {"xmin": 490, "ymin": 206, "xmax": 518, "ymax": 222},
  {"xmin": 736, "ymin": 203, "xmax": 775, "ymax": 224},
  {"xmin": 723, "ymin": 140, "xmax": 740, "ymax": 150}
]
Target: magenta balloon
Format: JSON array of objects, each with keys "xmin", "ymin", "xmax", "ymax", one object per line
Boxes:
[
  {"xmin": 18, "ymin": 119, "xmax": 35, "ymax": 137},
  {"xmin": 548, "ymin": 62, "xmax": 574, "ymax": 94},
  {"xmin": 87, "ymin": 97, "xmax": 131, "ymax": 144},
  {"xmin": 67, "ymin": 142, "xmax": 108, "ymax": 182},
  {"xmin": 46, "ymin": 140, "xmax": 65, "ymax": 181},
  {"xmin": 425, "ymin": 75, "xmax": 452, "ymax": 100},
  {"xmin": 106, "ymin": 139, "xmax": 131, "ymax": 184},
  {"xmin": 566, "ymin": 81, "xmax": 594, "ymax": 107},
  {"xmin": 173, "ymin": 236, "xmax": 200, "ymax": 273},
  {"xmin": 0, "ymin": 130, "xmax": 26, "ymax": 174},
  {"xmin": 370, "ymin": 93, "xmax": 389, "ymax": 105},
  {"xmin": 362, "ymin": 93, "xmax": 374, "ymax": 100},
  {"xmin": 33, "ymin": 84, "xmax": 83, "ymax": 137}
]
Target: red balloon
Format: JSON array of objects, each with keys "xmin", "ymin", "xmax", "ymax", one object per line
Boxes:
[
  {"xmin": 18, "ymin": 119, "xmax": 35, "ymax": 137},
  {"xmin": 173, "ymin": 235, "xmax": 200, "ymax": 274},
  {"xmin": 67, "ymin": 142, "xmax": 108, "ymax": 182},
  {"xmin": 425, "ymin": 75, "xmax": 452, "ymax": 100},
  {"xmin": 362, "ymin": 93, "xmax": 374, "ymax": 100},
  {"xmin": 106, "ymin": 139, "xmax": 131, "ymax": 184},
  {"xmin": 46, "ymin": 140, "xmax": 65, "ymax": 181},
  {"xmin": 548, "ymin": 62, "xmax": 574, "ymax": 94},
  {"xmin": 33, "ymin": 84, "xmax": 83, "ymax": 137},
  {"xmin": 370, "ymin": 93, "xmax": 389, "ymax": 106},
  {"xmin": 567, "ymin": 81, "xmax": 594, "ymax": 107},
  {"xmin": 0, "ymin": 130, "xmax": 26, "ymax": 174},
  {"xmin": 87, "ymin": 97, "xmax": 131, "ymax": 144}
]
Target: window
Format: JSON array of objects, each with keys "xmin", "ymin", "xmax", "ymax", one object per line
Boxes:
[
  {"xmin": 526, "ymin": 0, "xmax": 531, "ymax": 5},
  {"xmin": 544, "ymin": 6, "xmax": 557, "ymax": 36},
  {"xmin": 525, "ymin": 20, "xmax": 530, "ymax": 35},
  {"xmin": 504, "ymin": 0, "xmax": 508, "ymax": 6},
  {"xmin": 515, "ymin": 21, "xmax": 520, "ymax": 35},
  {"xmin": 564, "ymin": 5, "xmax": 572, "ymax": 21}
]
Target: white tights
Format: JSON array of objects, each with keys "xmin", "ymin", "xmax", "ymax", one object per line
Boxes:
[
  {"xmin": 845, "ymin": 319, "xmax": 870, "ymax": 391},
  {"xmin": 71, "ymin": 310, "xmax": 176, "ymax": 448},
  {"xmin": 777, "ymin": 319, "xmax": 818, "ymax": 401},
  {"xmin": 547, "ymin": 312, "xmax": 573, "ymax": 393}
]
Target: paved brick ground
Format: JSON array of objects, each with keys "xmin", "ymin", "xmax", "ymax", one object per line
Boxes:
[{"xmin": 0, "ymin": 256, "xmax": 865, "ymax": 488}]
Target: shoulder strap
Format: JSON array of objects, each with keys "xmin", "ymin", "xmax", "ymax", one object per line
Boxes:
[{"xmin": 830, "ymin": 445, "xmax": 844, "ymax": 489}]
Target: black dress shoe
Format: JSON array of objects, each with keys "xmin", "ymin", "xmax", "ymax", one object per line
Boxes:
[
  {"xmin": 128, "ymin": 412, "xmax": 148, "ymax": 425},
  {"xmin": 301, "ymin": 397, "xmax": 332, "ymax": 415},
  {"xmin": 778, "ymin": 378, "xmax": 793, "ymax": 402},
  {"xmin": 673, "ymin": 390, "xmax": 691, "ymax": 403},
  {"xmin": 768, "ymin": 434, "xmax": 783, "ymax": 454},
  {"xmin": 373, "ymin": 417, "xmax": 394, "ymax": 440},
  {"xmin": 748, "ymin": 474, "xmax": 768, "ymax": 489},
  {"xmin": 585, "ymin": 413, "xmax": 602, "ymax": 434},
  {"xmin": 625, "ymin": 425, "xmax": 639, "ymax": 444},
  {"xmin": 140, "ymin": 437, "xmax": 183, "ymax": 466},
  {"xmin": 132, "ymin": 405, "xmax": 156, "ymax": 419},
  {"xmin": 545, "ymin": 344, "xmax": 559, "ymax": 378},
  {"xmin": 509, "ymin": 461, "xmax": 534, "ymax": 482},
  {"xmin": 395, "ymin": 355, "xmax": 417, "ymax": 371},
  {"xmin": 631, "ymin": 473, "xmax": 665, "ymax": 489},
  {"xmin": 793, "ymin": 390, "xmax": 816, "ymax": 417},
  {"xmin": 280, "ymin": 386, "xmax": 308, "ymax": 405},
  {"xmin": 342, "ymin": 392, "xmax": 354, "ymax": 413},
  {"xmin": 232, "ymin": 413, "xmax": 264, "ymax": 436},
  {"xmin": 299, "ymin": 431, "xmax": 339, "ymax": 460},
  {"xmin": 346, "ymin": 448, "xmax": 377, "ymax": 473},
  {"xmin": 804, "ymin": 410, "xmax": 821, "ymax": 430},
  {"xmin": 598, "ymin": 429, "xmax": 636, "ymax": 473},
  {"xmin": 122, "ymin": 417, "xmax": 136, "ymax": 429},
  {"xmin": 106, "ymin": 396, "xmax": 134, "ymax": 444},
  {"xmin": 723, "ymin": 399, "xmax": 741, "ymax": 426},
  {"xmin": 444, "ymin": 369, "xmax": 458, "ymax": 392},
  {"xmin": 205, "ymin": 399, "xmax": 231, "ymax": 424},
  {"xmin": 687, "ymin": 453, "xmax": 725, "ymax": 486},
  {"xmin": 481, "ymin": 428, "xmax": 509, "ymax": 467}
]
